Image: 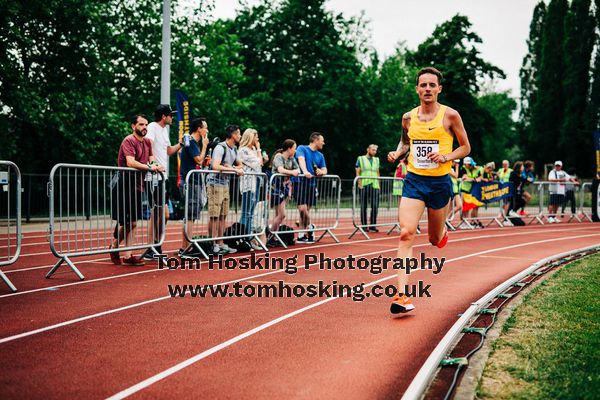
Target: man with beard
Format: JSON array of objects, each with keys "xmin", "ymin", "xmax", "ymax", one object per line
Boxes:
[{"xmin": 110, "ymin": 114, "xmax": 165, "ymax": 266}]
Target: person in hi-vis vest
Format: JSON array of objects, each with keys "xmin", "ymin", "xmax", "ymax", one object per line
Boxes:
[{"xmin": 355, "ymin": 144, "xmax": 381, "ymax": 232}]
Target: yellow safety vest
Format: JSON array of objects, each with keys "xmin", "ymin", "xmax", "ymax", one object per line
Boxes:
[
  {"xmin": 461, "ymin": 166, "xmax": 483, "ymax": 193},
  {"xmin": 497, "ymin": 168, "xmax": 512, "ymax": 183},
  {"xmin": 358, "ymin": 155, "xmax": 380, "ymax": 189},
  {"xmin": 407, "ymin": 104, "xmax": 453, "ymax": 176}
]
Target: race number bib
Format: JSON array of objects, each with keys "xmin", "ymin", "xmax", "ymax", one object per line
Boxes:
[{"xmin": 411, "ymin": 140, "xmax": 439, "ymax": 169}]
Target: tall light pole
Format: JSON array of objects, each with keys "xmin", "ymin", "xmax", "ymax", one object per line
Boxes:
[{"xmin": 160, "ymin": 0, "xmax": 171, "ymax": 104}]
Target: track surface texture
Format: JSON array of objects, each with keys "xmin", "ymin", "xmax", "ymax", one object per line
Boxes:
[{"xmin": 0, "ymin": 220, "xmax": 597, "ymax": 399}]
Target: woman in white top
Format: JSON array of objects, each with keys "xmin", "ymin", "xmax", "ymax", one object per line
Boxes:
[{"xmin": 238, "ymin": 129, "xmax": 264, "ymax": 237}]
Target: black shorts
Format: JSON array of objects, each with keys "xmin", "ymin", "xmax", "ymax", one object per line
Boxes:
[
  {"xmin": 549, "ymin": 194, "xmax": 565, "ymax": 206},
  {"xmin": 111, "ymin": 187, "xmax": 143, "ymax": 225},
  {"xmin": 292, "ymin": 181, "xmax": 317, "ymax": 207}
]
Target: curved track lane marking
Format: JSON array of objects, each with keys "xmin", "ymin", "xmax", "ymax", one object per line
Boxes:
[
  {"xmin": 0, "ymin": 231, "xmax": 539, "ymax": 344},
  {"xmin": 105, "ymin": 232, "xmax": 600, "ymax": 399},
  {"xmin": 1, "ymin": 227, "xmax": 590, "ymax": 344},
  {"xmin": 3, "ymin": 224, "xmax": 586, "ymax": 276}
]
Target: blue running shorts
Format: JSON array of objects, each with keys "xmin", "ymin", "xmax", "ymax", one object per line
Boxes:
[{"xmin": 402, "ymin": 172, "xmax": 453, "ymax": 210}]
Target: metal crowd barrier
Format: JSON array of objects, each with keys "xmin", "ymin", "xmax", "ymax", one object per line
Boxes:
[
  {"xmin": 349, "ymin": 176, "xmax": 402, "ymax": 239},
  {"xmin": 182, "ymin": 170, "xmax": 268, "ymax": 258},
  {"xmin": 535, "ymin": 181, "xmax": 582, "ymax": 223},
  {"xmin": 579, "ymin": 182, "xmax": 593, "ymax": 222},
  {"xmin": 47, "ymin": 163, "xmax": 166, "ymax": 279},
  {"xmin": 268, "ymin": 174, "xmax": 340, "ymax": 248},
  {"xmin": 0, "ymin": 161, "xmax": 21, "ymax": 292}
]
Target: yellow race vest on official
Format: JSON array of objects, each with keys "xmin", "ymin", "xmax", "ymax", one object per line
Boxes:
[
  {"xmin": 358, "ymin": 156, "xmax": 380, "ymax": 189},
  {"xmin": 497, "ymin": 168, "xmax": 512, "ymax": 183},
  {"xmin": 407, "ymin": 104, "xmax": 453, "ymax": 176}
]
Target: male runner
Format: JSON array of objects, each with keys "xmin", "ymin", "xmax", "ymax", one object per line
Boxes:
[{"xmin": 387, "ymin": 67, "xmax": 471, "ymax": 315}]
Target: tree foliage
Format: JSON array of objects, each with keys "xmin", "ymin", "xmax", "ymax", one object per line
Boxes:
[
  {"xmin": 518, "ymin": 1, "xmax": 546, "ymax": 156},
  {"xmin": 406, "ymin": 15, "xmax": 505, "ymax": 164},
  {"xmin": 9, "ymin": 0, "xmax": 586, "ymax": 180},
  {"xmin": 520, "ymin": 0, "xmax": 598, "ymax": 175}
]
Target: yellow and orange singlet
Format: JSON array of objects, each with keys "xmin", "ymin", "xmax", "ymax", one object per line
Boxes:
[{"xmin": 407, "ymin": 104, "xmax": 454, "ymax": 177}]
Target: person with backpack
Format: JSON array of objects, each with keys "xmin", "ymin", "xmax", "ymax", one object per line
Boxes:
[{"xmin": 206, "ymin": 125, "xmax": 244, "ymax": 255}]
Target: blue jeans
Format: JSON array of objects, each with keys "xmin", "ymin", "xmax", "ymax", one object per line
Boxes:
[{"xmin": 240, "ymin": 190, "xmax": 257, "ymax": 234}]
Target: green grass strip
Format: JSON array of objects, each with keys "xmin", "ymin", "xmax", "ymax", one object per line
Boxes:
[{"xmin": 477, "ymin": 254, "xmax": 600, "ymax": 400}]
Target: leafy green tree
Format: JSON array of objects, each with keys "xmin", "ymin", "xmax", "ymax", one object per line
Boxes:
[
  {"xmin": 407, "ymin": 15, "xmax": 505, "ymax": 163},
  {"xmin": 586, "ymin": 0, "xmax": 600, "ymax": 137},
  {"xmin": 477, "ymin": 90, "xmax": 519, "ymax": 164},
  {"xmin": 228, "ymin": 0, "xmax": 379, "ymax": 176},
  {"xmin": 518, "ymin": 1, "xmax": 546, "ymax": 156},
  {"xmin": 0, "ymin": 0, "xmax": 120, "ymax": 172},
  {"xmin": 529, "ymin": 0, "xmax": 568, "ymax": 170},
  {"xmin": 372, "ymin": 49, "xmax": 419, "ymax": 175},
  {"xmin": 560, "ymin": 0, "xmax": 596, "ymax": 174}
]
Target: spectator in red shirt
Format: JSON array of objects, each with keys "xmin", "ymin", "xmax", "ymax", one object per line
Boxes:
[{"xmin": 110, "ymin": 114, "xmax": 164, "ymax": 266}]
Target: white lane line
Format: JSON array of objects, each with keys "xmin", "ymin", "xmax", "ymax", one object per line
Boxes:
[
  {"xmin": 1, "ymin": 224, "xmax": 585, "ymax": 299},
  {"xmin": 0, "ymin": 232, "xmax": 412, "ymax": 298},
  {"xmin": 106, "ymin": 232, "xmax": 600, "ymax": 399},
  {"xmin": 0, "ymin": 233, "xmax": 494, "ymax": 344},
  {"xmin": 0, "ymin": 225, "xmax": 593, "ymax": 299},
  {"xmin": 3, "ymin": 227, "xmax": 360, "ymax": 274},
  {"xmin": 5, "ymin": 224, "xmax": 589, "ymax": 274},
  {"xmin": 479, "ymin": 255, "xmax": 538, "ymax": 261},
  {"xmin": 9, "ymin": 226, "xmax": 360, "ymax": 258}
]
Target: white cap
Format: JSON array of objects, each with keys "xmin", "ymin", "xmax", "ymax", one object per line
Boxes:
[{"xmin": 554, "ymin": 160, "xmax": 563, "ymax": 166}]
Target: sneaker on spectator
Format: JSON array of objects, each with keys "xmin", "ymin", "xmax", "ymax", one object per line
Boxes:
[
  {"xmin": 267, "ymin": 238, "xmax": 282, "ymax": 248},
  {"xmin": 553, "ymin": 217, "xmax": 561, "ymax": 223},
  {"xmin": 297, "ymin": 236, "xmax": 314, "ymax": 244},
  {"xmin": 220, "ymin": 244, "xmax": 238, "ymax": 254},
  {"xmin": 141, "ymin": 248, "xmax": 156, "ymax": 261},
  {"xmin": 250, "ymin": 241, "xmax": 263, "ymax": 251},
  {"xmin": 122, "ymin": 256, "xmax": 145, "ymax": 266},
  {"xmin": 547, "ymin": 217, "xmax": 556, "ymax": 223},
  {"xmin": 179, "ymin": 247, "xmax": 203, "ymax": 258}
]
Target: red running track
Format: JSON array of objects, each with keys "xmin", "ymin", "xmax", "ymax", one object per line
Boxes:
[{"xmin": 0, "ymin": 221, "xmax": 598, "ymax": 399}]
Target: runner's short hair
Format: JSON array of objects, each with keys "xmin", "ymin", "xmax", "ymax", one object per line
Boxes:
[{"xmin": 416, "ymin": 67, "xmax": 443, "ymax": 85}]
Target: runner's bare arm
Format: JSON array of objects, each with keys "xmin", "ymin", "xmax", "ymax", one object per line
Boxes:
[
  {"xmin": 427, "ymin": 108, "xmax": 470, "ymax": 163},
  {"xmin": 387, "ymin": 113, "xmax": 411, "ymax": 162}
]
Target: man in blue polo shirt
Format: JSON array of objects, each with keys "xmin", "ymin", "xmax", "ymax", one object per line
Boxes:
[{"xmin": 294, "ymin": 132, "xmax": 327, "ymax": 243}]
